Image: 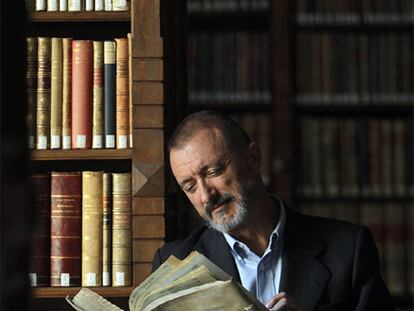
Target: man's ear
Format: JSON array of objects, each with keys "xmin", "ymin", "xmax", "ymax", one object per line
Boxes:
[{"xmin": 247, "ymin": 142, "xmax": 261, "ymax": 172}]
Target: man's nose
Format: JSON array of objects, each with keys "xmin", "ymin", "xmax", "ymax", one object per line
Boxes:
[{"xmin": 199, "ymin": 179, "xmax": 216, "ymax": 206}]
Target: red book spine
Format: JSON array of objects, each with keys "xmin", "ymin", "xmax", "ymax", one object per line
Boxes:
[
  {"xmin": 50, "ymin": 172, "xmax": 82, "ymax": 287},
  {"xmin": 72, "ymin": 40, "xmax": 93, "ymax": 149},
  {"xmin": 29, "ymin": 174, "xmax": 51, "ymax": 287}
]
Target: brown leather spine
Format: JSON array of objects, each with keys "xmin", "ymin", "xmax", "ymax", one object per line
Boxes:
[
  {"xmin": 30, "ymin": 174, "xmax": 51, "ymax": 287},
  {"xmin": 27, "ymin": 37, "xmax": 37, "ymax": 149},
  {"xmin": 72, "ymin": 40, "xmax": 93, "ymax": 149},
  {"xmin": 50, "ymin": 172, "xmax": 82, "ymax": 287},
  {"xmin": 115, "ymin": 38, "xmax": 129, "ymax": 149}
]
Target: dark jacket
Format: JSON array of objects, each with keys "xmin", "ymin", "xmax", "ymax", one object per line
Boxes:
[{"xmin": 152, "ymin": 208, "xmax": 394, "ymax": 311}]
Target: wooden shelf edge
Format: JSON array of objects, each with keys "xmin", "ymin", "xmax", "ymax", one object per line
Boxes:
[
  {"xmin": 31, "ymin": 149, "xmax": 132, "ymax": 161},
  {"xmin": 28, "ymin": 11, "xmax": 130, "ymax": 22},
  {"xmin": 32, "ymin": 286, "xmax": 133, "ymax": 298}
]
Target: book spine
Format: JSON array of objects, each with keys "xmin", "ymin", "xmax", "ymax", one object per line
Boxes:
[
  {"xmin": 408, "ymin": 204, "xmax": 414, "ymax": 294},
  {"xmin": 85, "ymin": 0, "xmax": 94, "ymax": 10},
  {"xmin": 128, "ymin": 33, "xmax": 133, "ymax": 148},
  {"xmin": 47, "ymin": 0, "xmax": 58, "ymax": 11},
  {"xmin": 26, "ymin": 0, "xmax": 36, "ymax": 11},
  {"xmin": 29, "ymin": 174, "xmax": 50, "ymax": 287},
  {"xmin": 68, "ymin": 0, "xmax": 82, "ymax": 11},
  {"xmin": 59, "ymin": 0, "xmax": 67, "ymax": 11},
  {"xmin": 26, "ymin": 37, "xmax": 37, "ymax": 149},
  {"xmin": 72, "ymin": 40, "xmax": 93, "ymax": 149},
  {"xmin": 92, "ymin": 41, "xmax": 104, "ymax": 149},
  {"xmin": 50, "ymin": 172, "xmax": 82, "ymax": 287},
  {"xmin": 50, "ymin": 38, "xmax": 63, "ymax": 149},
  {"xmin": 112, "ymin": 173, "xmax": 132, "ymax": 286},
  {"xmin": 95, "ymin": 0, "xmax": 104, "ymax": 11},
  {"xmin": 112, "ymin": 0, "xmax": 130, "ymax": 11},
  {"xmin": 103, "ymin": 173, "xmax": 112, "ymax": 286},
  {"xmin": 115, "ymin": 38, "xmax": 129, "ymax": 149},
  {"xmin": 104, "ymin": 41, "xmax": 116, "ymax": 148},
  {"xmin": 62, "ymin": 38, "xmax": 72, "ymax": 149},
  {"xmin": 82, "ymin": 171, "xmax": 104, "ymax": 287},
  {"xmin": 36, "ymin": 37, "xmax": 51, "ymax": 150},
  {"xmin": 36, "ymin": 0, "xmax": 46, "ymax": 11},
  {"xmin": 393, "ymin": 120, "xmax": 406, "ymax": 196},
  {"xmin": 104, "ymin": 0, "xmax": 112, "ymax": 11}
]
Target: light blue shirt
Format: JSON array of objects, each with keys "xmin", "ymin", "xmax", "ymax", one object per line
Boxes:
[{"xmin": 223, "ymin": 196, "xmax": 286, "ymax": 305}]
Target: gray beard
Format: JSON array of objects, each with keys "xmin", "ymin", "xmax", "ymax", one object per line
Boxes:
[{"xmin": 206, "ymin": 197, "xmax": 248, "ymax": 233}]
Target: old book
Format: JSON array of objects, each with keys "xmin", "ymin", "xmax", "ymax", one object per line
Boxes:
[
  {"xmin": 95, "ymin": 0, "xmax": 104, "ymax": 11},
  {"xmin": 47, "ymin": 0, "xmax": 58, "ymax": 11},
  {"xmin": 408, "ymin": 204, "xmax": 414, "ymax": 294},
  {"xmin": 128, "ymin": 33, "xmax": 133, "ymax": 148},
  {"xmin": 82, "ymin": 171, "xmax": 104, "ymax": 287},
  {"xmin": 92, "ymin": 41, "xmax": 104, "ymax": 149},
  {"xmin": 36, "ymin": 0, "xmax": 46, "ymax": 11},
  {"xmin": 393, "ymin": 120, "xmax": 407, "ymax": 196},
  {"xmin": 62, "ymin": 38, "xmax": 72, "ymax": 149},
  {"xmin": 72, "ymin": 40, "xmax": 93, "ymax": 149},
  {"xmin": 381, "ymin": 120, "xmax": 392, "ymax": 197},
  {"xmin": 103, "ymin": 173, "xmax": 112, "ymax": 286},
  {"xmin": 50, "ymin": 172, "xmax": 82, "ymax": 287},
  {"xmin": 50, "ymin": 37, "xmax": 63, "ymax": 149},
  {"xmin": 85, "ymin": 0, "xmax": 94, "ymax": 10},
  {"xmin": 112, "ymin": 173, "xmax": 132, "ymax": 286},
  {"xmin": 104, "ymin": 41, "xmax": 116, "ymax": 148},
  {"xmin": 29, "ymin": 174, "xmax": 50, "ymax": 287},
  {"xmin": 66, "ymin": 288, "xmax": 123, "ymax": 311},
  {"xmin": 26, "ymin": 37, "xmax": 37, "ymax": 149},
  {"xmin": 36, "ymin": 37, "xmax": 51, "ymax": 150},
  {"xmin": 115, "ymin": 38, "xmax": 129, "ymax": 149},
  {"xmin": 104, "ymin": 0, "xmax": 112, "ymax": 11},
  {"xmin": 59, "ymin": 0, "xmax": 68, "ymax": 11},
  {"xmin": 112, "ymin": 0, "xmax": 130, "ymax": 11},
  {"xmin": 339, "ymin": 119, "xmax": 358, "ymax": 196},
  {"xmin": 68, "ymin": 0, "xmax": 82, "ymax": 11}
]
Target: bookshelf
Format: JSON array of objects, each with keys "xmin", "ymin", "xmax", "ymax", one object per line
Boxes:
[
  {"xmin": 26, "ymin": 0, "xmax": 166, "ymax": 307},
  {"xmin": 287, "ymin": 1, "xmax": 414, "ymax": 309}
]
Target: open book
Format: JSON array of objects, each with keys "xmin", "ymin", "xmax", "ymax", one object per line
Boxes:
[{"xmin": 66, "ymin": 251, "xmax": 267, "ymax": 311}]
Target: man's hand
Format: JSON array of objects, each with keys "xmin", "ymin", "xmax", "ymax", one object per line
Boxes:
[{"xmin": 265, "ymin": 292, "xmax": 306, "ymax": 311}]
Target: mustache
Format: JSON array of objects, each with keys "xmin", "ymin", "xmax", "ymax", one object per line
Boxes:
[{"xmin": 204, "ymin": 193, "xmax": 234, "ymax": 217}]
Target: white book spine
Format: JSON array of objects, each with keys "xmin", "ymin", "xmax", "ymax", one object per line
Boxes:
[
  {"xmin": 47, "ymin": 0, "xmax": 58, "ymax": 11},
  {"xmin": 95, "ymin": 0, "xmax": 104, "ymax": 11},
  {"xmin": 35, "ymin": 0, "xmax": 46, "ymax": 11},
  {"xmin": 85, "ymin": 0, "xmax": 94, "ymax": 11},
  {"xmin": 59, "ymin": 0, "xmax": 67, "ymax": 11}
]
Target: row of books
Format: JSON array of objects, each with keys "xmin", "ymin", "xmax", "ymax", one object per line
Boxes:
[
  {"xmin": 26, "ymin": 0, "xmax": 129, "ymax": 12},
  {"xmin": 296, "ymin": 33, "xmax": 413, "ymax": 106},
  {"xmin": 299, "ymin": 118, "xmax": 414, "ymax": 198},
  {"xmin": 26, "ymin": 36, "xmax": 132, "ymax": 150},
  {"xmin": 188, "ymin": 31, "xmax": 271, "ymax": 104},
  {"xmin": 187, "ymin": 0, "xmax": 270, "ymax": 13},
  {"xmin": 29, "ymin": 171, "xmax": 132, "ymax": 287},
  {"xmin": 301, "ymin": 202, "xmax": 413, "ymax": 295},
  {"xmin": 296, "ymin": 0, "xmax": 413, "ymax": 24}
]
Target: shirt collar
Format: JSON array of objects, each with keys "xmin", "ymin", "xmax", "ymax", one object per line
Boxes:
[{"xmin": 223, "ymin": 194, "xmax": 286, "ymax": 258}]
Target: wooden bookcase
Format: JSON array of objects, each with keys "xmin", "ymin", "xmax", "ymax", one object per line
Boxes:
[{"xmin": 27, "ymin": 0, "xmax": 166, "ymax": 308}]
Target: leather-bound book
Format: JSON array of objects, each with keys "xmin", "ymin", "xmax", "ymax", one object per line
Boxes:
[
  {"xmin": 127, "ymin": 33, "xmax": 133, "ymax": 148},
  {"xmin": 102, "ymin": 172, "xmax": 112, "ymax": 286},
  {"xmin": 50, "ymin": 38, "xmax": 63, "ymax": 149},
  {"xmin": 50, "ymin": 172, "xmax": 82, "ymax": 287},
  {"xmin": 104, "ymin": 41, "xmax": 116, "ymax": 149},
  {"xmin": 62, "ymin": 38, "xmax": 72, "ymax": 149},
  {"xmin": 72, "ymin": 40, "xmax": 93, "ymax": 149},
  {"xmin": 115, "ymin": 38, "xmax": 129, "ymax": 149},
  {"xmin": 112, "ymin": 173, "xmax": 132, "ymax": 286},
  {"xmin": 82, "ymin": 171, "xmax": 103, "ymax": 286},
  {"xmin": 36, "ymin": 37, "xmax": 51, "ymax": 150},
  {"xmin": 29, "ymin": 174, "xmax": 51, "ymax": 287},
  {"xmin": 26, "ymin": 37, "xmax": 37, "ymax": 149},
  {"xmin": 92, "ymin": 41, "xmax": 104, "ymax": 149}
]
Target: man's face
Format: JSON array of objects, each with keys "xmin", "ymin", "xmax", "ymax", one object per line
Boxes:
[{"xmin": 170, "ymin": 128, "xmax": 256, "ymax": 233}]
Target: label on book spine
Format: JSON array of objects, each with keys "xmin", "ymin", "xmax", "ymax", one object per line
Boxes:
[
  {"xmin": 104, "ymin": 0, "xmax": 112, "ymax": 10},
  {"xmin": 87, "ymin": 273, "xmax": 97, "ymax": 286},
  {"xmin": 106, "ymin": 135, "xmax": 115, "ymax": 148},
  {"xmin": 115, "ymin": 272, "xmax": 125, "ymax": 286},
  {"xmin": 51, "ymin": 135, "xmax": 61, "ymax": 149},
  {"xmin": 61, "ymin": 273, "xmax": 70, "ymax": 286},
  {"xmin": 95, "ymin": 0, "xmax": 104, "ymax": 10},
  {"xmin": 62, "ymin": 135, "xmax": 71, "ymax": 149},
  {"xmin": 103, "ymin": 272, "xmax": 110, "ymax": 286},
  {"xmin": 76, "ymin": 135, "xmax": 86, "ymax": 148},
  {"xmin": 36, "ymin": 0, "xmax": 46, "ymax": 11},
  {"xmin": 68, "ymin": 0, "xmax": 81, "ymax": 11},
  {"xmin": 59, "ymin": 0, "xmax": 67, "ymax": 10},
  {"xmin": 85, "ymin": 0, "xmax": 93, "ymax": 10},
  {"xmin": 93, "ymin": 135, "xmax": 103, "ymax": 149},
  {"xmin": 118, "ymin": 135, "xmax": 127, "ymax": 149},
  {"xmin": 129, "ymin": 134, "xmax": 133, "ymax": 148},
  {"xmin": 47, "ymin": 0, "xmax": 58, "ymax": 11},
  {"xmin": 37, "ymin": 136, "xmax": 47, "ymax": 150},
  {"xmin": 29, "ymin": 273, "xmax": 37, "ymax": 287}
]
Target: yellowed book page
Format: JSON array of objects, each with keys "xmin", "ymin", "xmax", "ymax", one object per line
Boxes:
[
  {"xmin": 144, "ymin": 279, "xmax": 267, "ymax": 311},
  {"xmin": 129, "ymin": 256, "xmax": 181, "ymax": 311},
  {"xmin": 66, "ymin": 288, "xmax": 124, "ymax": 311}
]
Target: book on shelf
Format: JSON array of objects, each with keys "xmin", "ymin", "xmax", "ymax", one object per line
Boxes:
[
  {"xmin": 85, "ymin": 0, "xmax": 94, "ymax": 11},
  {"xmin": 128, "ymin": 33, "xmax": 133, "ymax": 148},
  {"xmin": 29, "ymin": 174, "xmax": 51, "ymax": 287},
  {"xmin": 62, "ymin": 37, "xmax": 73, "ymax": 149},
  {"xmin": 50, "ymin": 172, "xmax": 82, "ymax": 287},
  {"xmin": 36, "ymin": 0, "xmax": 46, "ymax": 11},
  {"xmin": 68, "ymin": 0, "xmax": 83, "ymax": 12},
  {"xmin": 50, "ymin": 37, "xmax": 63, "ymax": 149},
  {"xmin": 82, "ymin": 171, "xmax": 104, "ymax": 287},
  {"xmin": 115, "ymin": 38, "xmax": 129, "ymax": 149},
  {"xmin": 103, "ymin": 172, "xmax": 112, "ymax": 286},
  {"xmin": 72, "ymin": 40, "xmax": 93, "ymax": 149},
  {"xmin": 47, "ymin": 0, "xmax": 58, "ymax": 11},
  {"xmin": 112, "ymin": 173, "xmax": 132, "ymax": 286},
  {"xmin": 104, "ymin": 41, "xmax": 116, "ymax": 149},
  {"xmin": 112, "ymin": 0, "xmax": 130, "ymax": 11},
  {"xmin": 92, "ymin": 41, "xmax": 104, "ymax": 149},
  {"xmin": 66, "ymin": 251, "xmax": 267, "ymax": 311},
  {"xmin": 27, "ymin": 37, "xmax": 37, "ymax": 149},
  {"xmin": 60, "ymin": 0, "xmax": 68, "ymax": 11}
]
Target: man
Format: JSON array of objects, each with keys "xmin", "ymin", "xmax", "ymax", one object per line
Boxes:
[{"xmin": 152, "ymin": 111, "xmax": 394, "ymax": 310}]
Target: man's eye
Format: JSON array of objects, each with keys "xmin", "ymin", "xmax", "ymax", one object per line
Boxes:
[
  {"xmin": 207, "ymin": 167, "xmax": 224, "ymax": 177},
  {"xmin": 184, "ymin": 184, "xmax": 196, "ymax": 193}
]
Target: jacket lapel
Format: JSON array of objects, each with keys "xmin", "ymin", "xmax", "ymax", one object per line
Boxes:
[
  {"xmin": 194, "ymin": 228, "xmax": 241, "ymax": 283},
  {"xmin": 280, "ymin": 209, "xmax": 330, "ymax": 310}
]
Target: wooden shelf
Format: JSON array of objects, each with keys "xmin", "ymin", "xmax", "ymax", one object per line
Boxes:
[
  {"xmin": 296, "ymin": 196, "xmax": 414, "ymax": 204},
  {"xmin": 33, "ymin": 286, "xmax": 133, "ymax": 298},
  {"xmin": 31, "ymin": 149, "xmax": 132, "ymax": 161},
  {"xmin": 28, "ymin": 11, "xmax": 130, "ymax": 22}
]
